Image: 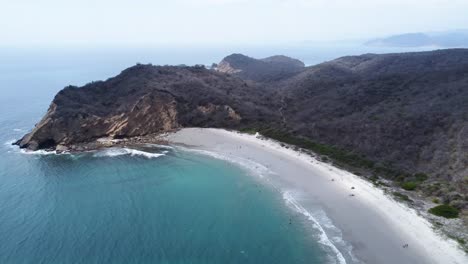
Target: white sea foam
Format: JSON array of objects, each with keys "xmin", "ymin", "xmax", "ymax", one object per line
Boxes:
[
  {"xmin": 13, "ymin": 128, "xmax": 25, "ymax": 132},
  {"xmin": 144, "ymin": 144, "xmax": 174, "ymax": 150},
  {"xmin": 172, "ymin": 140, "xmax": 351, "ymax": 263},
  {"xmin": 4, "ymin": 140, "xmax": 18, "ymax": 153},
  {"xmin": 4, "ymin": 140, "xmax": 61, "ymax": 155},
  {"xmin": 20, "ymin": 149, "xmax": 66, "ymax": 155},
  {"xmin": 96, "ymin": 137, "xmax": 123, "ymax": 143},
  {"xmin": 93, "ymin": 148, "xmax": 165, "ymax": 159},
  {"xmin": 282, "ymin": 190, "xmax": 347, "ymax": 264},
  {"xmin": 4, "ymin": 139, "xmax": 16, "ymax": 147},
  {"xmin": 176, "ymin": 146, "xmax": 273, "ymax": 179}
]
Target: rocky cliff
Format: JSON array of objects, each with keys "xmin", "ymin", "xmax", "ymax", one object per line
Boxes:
[{"xmin": 16, "ymin": 64, "xmax": 276, "ymax": 151}]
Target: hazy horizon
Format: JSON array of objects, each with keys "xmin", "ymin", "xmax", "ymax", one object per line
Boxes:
[{"xmin": 2, "ymin": 0, "xmax": 468, "ymax": 47}]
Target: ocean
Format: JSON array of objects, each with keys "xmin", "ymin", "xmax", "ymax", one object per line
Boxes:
[{"xmin": 0, "ymin": 44, "xmax": 433, "ymax": 263}]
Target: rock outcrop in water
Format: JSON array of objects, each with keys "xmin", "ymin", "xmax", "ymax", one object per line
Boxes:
[{"xmin": 17, "ymin": 49, "xmax": 468, "ymax": 207}]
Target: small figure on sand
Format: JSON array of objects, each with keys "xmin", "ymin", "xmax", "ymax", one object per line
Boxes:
[
  {"xmin": 331, "ymin": 179, "xmax": 335, "ymax": 182},
  {"xmin": 402, "ymin": 243, "xmax": 409, "ymax": 248},
  {"xmin": 351, "ymin": 186, "xmax": 355, "ymax": 189},
  {"xmin": 349, "ymin": 194, "xmax": 355, "ymax": 197}
]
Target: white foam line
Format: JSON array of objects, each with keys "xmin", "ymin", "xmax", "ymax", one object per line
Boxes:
[
  {"xmin": 20, "ymin": 149, "xmax": 59, "ymax": 155},
  {"xmin": 4, "ymin": 140, "xmax": 61, "ymax": 155},
  {"xmin": 93, "ymin": 148, "xmax": 165, "ymax": 159},
  {"xmin": 175, "ymin": 146, "xmax": 273, "ymax": 179},
  {"xmin": 175, "ymin": 143, "xmax": 348, "ymax": 263},
  {"xmin": 144, "ymin": 143, "xmax": 174, "ymax": 149},
  {"xmin": 19, "ymin": 148, "xmax": 72, "ymax": 156},
  {"xmin": 4, "ymin": 139, "xmax": 17, "ymax": 147},
  {"xmin": 283, "ymin": 190, "xmax": 347, "ymax": 264},
  {"xmin": 199, "ymin": 128, "xmax": 467, "ymax": 264}
]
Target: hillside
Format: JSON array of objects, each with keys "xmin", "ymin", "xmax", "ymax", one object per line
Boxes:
[
  {"xmin": 214, "ymin": 53, "xmax": 305, "ymax": 82},
  {"xmin": 17, "ymin": 49, "xmax": 468, "ymax": 212},
  {"xmin": 276, "ymin": 50, "xmax": 468, "ymax": 193},
  {"xmin": 16, "ymin": 64, "xmax": 277, "ymax": 150}
]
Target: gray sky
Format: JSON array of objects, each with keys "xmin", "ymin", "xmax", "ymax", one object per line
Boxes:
[{"xmin": 1, "ymin": 0, "xmax": 468, "ymax": 46}]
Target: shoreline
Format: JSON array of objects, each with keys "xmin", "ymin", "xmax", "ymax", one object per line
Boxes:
[
  {"xmin": 166, "ymin": 128, "xmax": 467, "ymax": 264},
  {"xmin": 12, "ymin": 133, "xmax": 171, "ymax": 153}
]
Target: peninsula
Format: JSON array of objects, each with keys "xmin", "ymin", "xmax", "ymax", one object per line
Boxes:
[{"xmin": 16, "ymin": 49, "xmax": 468, "ymax": 257}]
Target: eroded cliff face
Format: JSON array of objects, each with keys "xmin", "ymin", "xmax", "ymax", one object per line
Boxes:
[{"xmin": 16, "ymin": 64, "xmax": 276, "ymax": 150}]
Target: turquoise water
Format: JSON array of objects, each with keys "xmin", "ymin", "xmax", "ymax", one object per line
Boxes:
[
  {"xmin": 0, "ymin": 143, "xmax": 328, "ymax": 263},
  {"xmin": 0, "ymin": 49, "xmax": 336, "ymax": 263}
]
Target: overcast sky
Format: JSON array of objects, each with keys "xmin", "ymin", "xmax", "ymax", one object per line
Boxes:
[{"xmin": 1, "ymin": 0, "xmax": 468, "ymax": 46}]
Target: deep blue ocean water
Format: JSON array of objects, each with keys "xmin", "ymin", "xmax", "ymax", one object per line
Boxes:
[{"xmin": 0, "ymin": 45, "xmax": 434, "ymax": 263}]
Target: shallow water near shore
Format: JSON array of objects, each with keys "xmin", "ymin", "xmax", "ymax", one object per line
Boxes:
[
  {"xmin": 0, "ymin": 89, "xmax": 339, "ymax": 263},
  {"xmin": 1, "ymin": 137, "xmax": 339, "ymax": 263}
]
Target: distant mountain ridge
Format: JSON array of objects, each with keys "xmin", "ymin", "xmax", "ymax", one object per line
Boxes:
[
  {"xmin": 214, "ymin": 54, "xmax": 305, "ymax": 82},
  {"xmin": 366, "ymin": 30, "xmax": 468, "ymax": 47}
]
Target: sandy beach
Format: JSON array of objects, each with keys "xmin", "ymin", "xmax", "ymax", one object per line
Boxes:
[{"xmin": 166, "ymin": 128, "xmax": 467, "ymax": 264}]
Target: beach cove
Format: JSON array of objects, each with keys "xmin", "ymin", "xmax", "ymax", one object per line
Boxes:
[{"xmin": 167, "ymin": 128, "xmax": 468, "ymax": 264}]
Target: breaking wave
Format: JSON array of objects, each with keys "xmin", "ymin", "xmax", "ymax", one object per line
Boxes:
[
  {"xmin": 175, "ymin": 146, "xmax": 273, "ymax": 178},
  {"xmin": 283, "ymin": 190, "xmax": 359, "ymax": 264},
  {"xmin": 5, "ymin": 139, "xmax": 63, "ymax": 155},
  {"xmin": 175, "ymin": 145, "xmax": 356, "ymax": 264},
  {"xmin": 93, "ymin": 148, "xmax": 166, "ymax": 159}
]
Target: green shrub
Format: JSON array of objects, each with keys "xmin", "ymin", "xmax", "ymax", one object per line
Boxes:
[
  {"xmin": 401, "ymin": 181, "xmax": 418, "ymax": 191},
  {"xmin": 239, "ymin": 128, "xmax": 257, "ymax": 135},
  {"xmin": 245, "ymin": 126, "xmax": 411, "ymax": 182},
  {"xmin": 395, "ymin": 175, "xmax": 407, "ymax": 182},
  {"xmin": 392, "ymin": 192, "xmax": 412, "ymax": 202},
  {"xmin": 457, "ymin": 238, "xmax": 466, "ymax": 245},
  {"xmin": 424, "ymin": 183, "xmax": 442, "ymax": 194},
  {"xmin": 432, "ymin": 198, "xmax": 440, "ymax": 204},
  {"xmin": 414, "ymin": 173, "xmax": 428, "ymax": 182},
  {"xmin": 258, "ymin": 128, "xmax": 375, "ymax": 169},
  {"xmin": 428, "ymin": 204, "xmax": 459, "ymax": 218}
]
